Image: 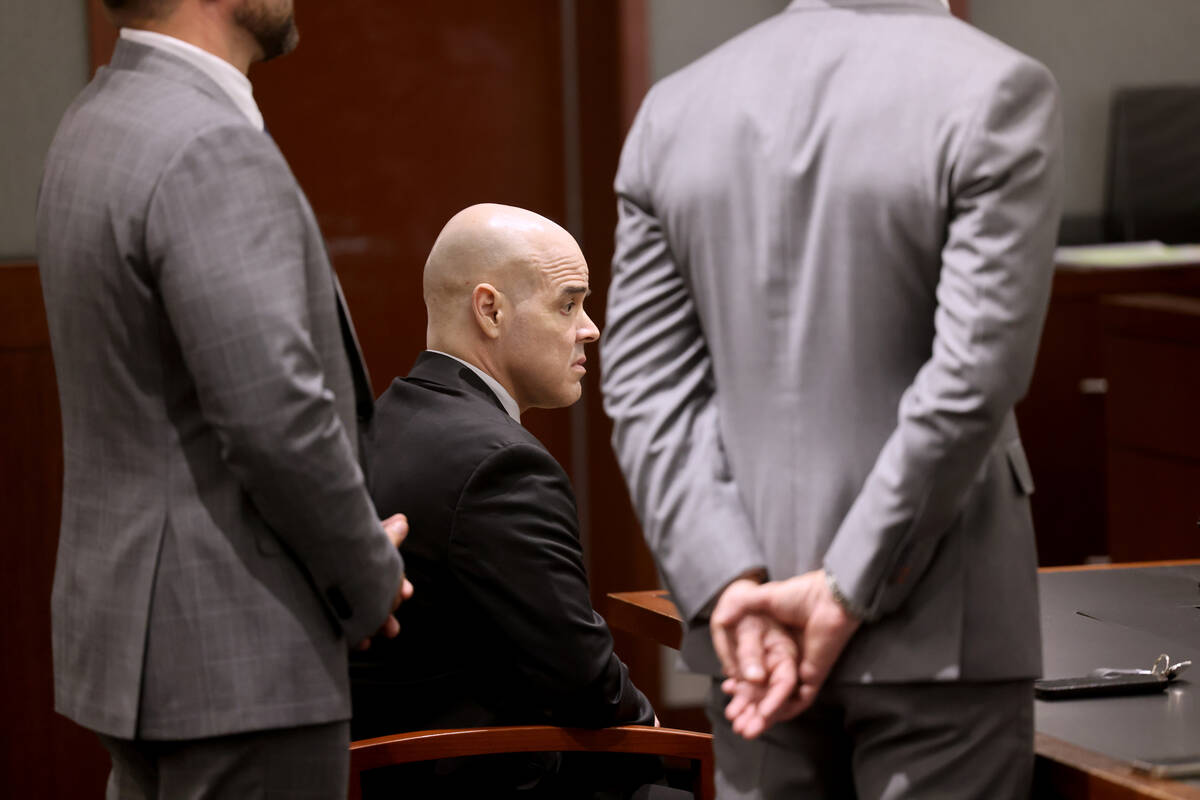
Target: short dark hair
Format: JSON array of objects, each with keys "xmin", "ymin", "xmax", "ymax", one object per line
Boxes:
[{"xmin": 102, "ymin": 0, "xmax": 178, "ymax": 20}]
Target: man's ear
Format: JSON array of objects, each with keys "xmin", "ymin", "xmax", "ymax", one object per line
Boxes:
[{"xmin": 472, "ymin": 283, "xmax": 503, "ymax": 340}]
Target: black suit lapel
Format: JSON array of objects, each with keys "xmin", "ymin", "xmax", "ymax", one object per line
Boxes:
[{"xmin": 332, "ymin": 275, "xmax": 375, "ymax": 423}]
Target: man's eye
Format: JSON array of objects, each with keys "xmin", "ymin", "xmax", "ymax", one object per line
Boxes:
[{"xmin": 564, "ymin": 301, "xmax": 576, "ymax": 313}]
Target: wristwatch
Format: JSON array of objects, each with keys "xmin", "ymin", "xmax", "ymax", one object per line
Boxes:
[{"xmin": 824, "ymin": 567, "xmax": 869, "ymax": 621}]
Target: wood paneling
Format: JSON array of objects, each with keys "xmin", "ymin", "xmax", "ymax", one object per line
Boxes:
[
  {"xmin": 1102, "ymin": 294, "xmax": 1200, "ymax": 561},
  {"xmin": 0, "ymin": 262, "xmax": 108, "ymax": 797},
  {"xmin": 1016, "ymin": 264, "xmax": 1200, "ymax": 565},
  {"xmin": 573, "ymin": 0, "xmax": 662, "ymax": 705},
  {"xmin": 617, "ymin": 0, "xmax": 650, "ymax": 131},
  {"xmin": 1107, "ymin": 450, "xmax": 1200, "ymax": 561},
  {"xmin": 1017, "ymin": 291, "xmax": 1110, "ymax": 565},
  {"xmin": 252, "ymin": 0, "xmax": 575, "ymax": 462},
  {"xmin": 87, "ymin": 0, "xmax": 117, "ymax": 71}
]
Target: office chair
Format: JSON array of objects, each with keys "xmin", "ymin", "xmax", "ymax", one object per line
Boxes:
[{"xmin": 1105, "ymin": 85, "xmax": 1200, "ymax": 244}]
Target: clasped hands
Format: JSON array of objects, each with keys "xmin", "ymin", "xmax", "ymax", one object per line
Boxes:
[
  {"xmin": 355, "ymin": 513, "xmax": 415, "ymax": 651},
  {"xmin": 710, "ymin": 570, "xmax": 861, "ymax": 740}
]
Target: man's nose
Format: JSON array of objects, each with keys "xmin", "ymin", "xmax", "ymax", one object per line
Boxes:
[{"xmin": 577, "ymin": 309, "xmax": 600, "ymax": 343}]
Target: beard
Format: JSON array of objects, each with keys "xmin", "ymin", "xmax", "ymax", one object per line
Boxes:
[{"xmin": 233, "ymin": 0, "xmax": 299, "ymax": 62}]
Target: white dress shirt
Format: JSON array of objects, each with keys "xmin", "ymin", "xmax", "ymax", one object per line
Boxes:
[{"xmin": 120, "ymin": 28, "xmax": 264, "ymax": 131}]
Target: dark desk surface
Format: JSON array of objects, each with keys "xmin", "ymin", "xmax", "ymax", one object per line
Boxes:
[
  {"xmin": 607, "ymin": 560, "xmax": 1200, "ymax": 800},
  {"xmin": 1037, "ymin": 564, "xmax": 1200, "ymax": 793}
]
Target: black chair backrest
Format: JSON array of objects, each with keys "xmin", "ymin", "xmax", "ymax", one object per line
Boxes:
[{"xmin": 1106, "ymin": 85, "xmax": 1200, "ymax": 244}]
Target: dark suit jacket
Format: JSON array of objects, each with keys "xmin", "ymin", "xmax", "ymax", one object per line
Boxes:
[{"xmin": 351, "ymin": 352, "xmax": 654, "ymax": 791}]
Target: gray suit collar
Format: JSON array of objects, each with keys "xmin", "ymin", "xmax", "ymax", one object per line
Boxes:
[
  {"xmin": 107, "ymin": 38, "xmax": 242, "ymax": 119},
  {"xmin": 785, "ymin": 0, "xmax": 949, "ymax": 11}
]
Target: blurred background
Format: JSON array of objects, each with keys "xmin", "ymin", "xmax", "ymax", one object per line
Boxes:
[{"xmin": 3, "ymin": 1, "xmax": 1198, "ymax": 794}]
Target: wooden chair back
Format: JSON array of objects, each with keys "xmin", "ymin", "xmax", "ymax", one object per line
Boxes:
[{"xmin": 349, "ymin": 724, "xmax": 714, "ymax": 800}]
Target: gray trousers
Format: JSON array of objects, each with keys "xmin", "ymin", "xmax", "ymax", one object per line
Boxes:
[
  {"xmin": 707, "ymin": 680, "xmax": 1034, "ymax": 800},
  {"xmin": 100, "ymin": 721, "xmax": 350, "ymax": 800}
]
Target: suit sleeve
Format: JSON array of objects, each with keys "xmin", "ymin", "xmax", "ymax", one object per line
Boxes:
[
  {"xmin": 601, "ymin": 94, "xmax": 766, "ymax": 624},
  {"xmin": 145, "ymin": 122, "xmax": 402, "ymax": 643},
  {"xmin": 449, "ymin": 442, "xmax": 654, "ymax": 728},
  {"xmin": 824, "ymin": 59, "xmax": 1064, "ymax": 620}
]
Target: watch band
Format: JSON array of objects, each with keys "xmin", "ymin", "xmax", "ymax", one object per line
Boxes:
[{"xmin": 824, "ymin": 567, "xmax": 870, "ymax": 621}]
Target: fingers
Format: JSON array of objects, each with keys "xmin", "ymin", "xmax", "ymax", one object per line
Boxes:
[
  {"xmin": 381, "ymin": 513, "xmax": 409, "ymax": 548},
  {"xmin": 724, "ymin": 619, "xmax": 801, "ymax": 738},
  {"xmin": 733, "ymin": 614, "xmax": 767, "ymax": 683},
  {"xmin": 353, "ymin": 533, "xmax": 414, "ymax": 652},
  {"xmin": 795, "ymin": 682, "xmax": 822, "ymax": 713},
  {"xmin": 721, "ymin": 677, "xmax": 753, "ymax": 722},
  {"xmin": 791, "ymin": 635, "xmax": 846, "ymax": 709},
  {"xmin": 717, "ymin": 571, "xmax": 865, "ymax": 741},
  {"xmin": 352, "ymin": 604, "xmax": 406, "ymax": 652},
  {"xmin": 750, "ymin": 620, "xmax": 799, "ymax": 719},
  {"xmin": 711, "ymin": 617, "xmax": 735, "ymax": 679},
  {"xmin": 753, "ymin": 646, "xmax": 799, "ymax": 724},
  {"xmin": 723, "ymin": 677, "xmax": 768, "ymax": 737},
  {"xmin": 711, "ymin": 581, "xmax": 770, "ymax": 629},
  {"xmin": 766, "ymin": 693, "xmax": 810, "ymax": 729},
  {"xmin": 712, "ymin": 582, "xmax": 749, "ymax": 679},
  {"xmin": 792, "ymin": 587, "xmax": 862, "ymax": 704},
  {"xmin": 390, "ymin": 574, "xmax": 414, "ymax": 613}
]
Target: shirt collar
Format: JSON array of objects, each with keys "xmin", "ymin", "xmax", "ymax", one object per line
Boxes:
[
  {"xmin": 786, "ymin": 0, "xmax": 949, "ymax": 10},
  {"xmin": 119, "ymin": 28, "xmax": 264, "ymax": 131},
  {"xmin": 427, "ymin": 350, "xmax": 521, "ymax": 423}
]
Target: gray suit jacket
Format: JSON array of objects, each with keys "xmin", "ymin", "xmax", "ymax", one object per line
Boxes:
[
  {"xmin": 601, "ymin": 0, "xmax": 1063, "ymax": 683},
  {"xmin": 36, "ymin": 39, "xmax": 403, "ymax": 739}
]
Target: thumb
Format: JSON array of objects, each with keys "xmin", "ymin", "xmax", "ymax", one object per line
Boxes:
[{"xmin": 381, "ymin": 513, "xmax": 408, "ymax": 548}]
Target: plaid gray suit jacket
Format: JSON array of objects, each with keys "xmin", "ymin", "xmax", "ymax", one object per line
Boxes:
[
  {"xmin": 36, "ymin": 39, "xmax": 403, "ymax": 740},
  {"xmin": 603, "ymin": 0, "xmax": 1063, "ymax": 683}
]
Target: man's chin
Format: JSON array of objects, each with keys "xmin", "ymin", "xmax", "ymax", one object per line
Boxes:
[
  {"xmin": 557, "ymin": 384, "xmax": 584, "ymax": 409},
  {"xmin": 259, "ymin": 23, "xmax": 299, "ymax": 62},
  {"xmin": 234, "ymin": 2, "xmax": 300, "ymax": 62}
]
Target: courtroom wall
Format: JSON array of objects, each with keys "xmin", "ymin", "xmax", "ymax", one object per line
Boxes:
[
  {"xmin": 972, "ymin": 0, "xmax": 1200, "ymax": 235},
  {"xmin": 647, "ymin": 0, "xmax": 789, "ymax": 83},
  {"xmin": 0, "ymin": 1, "xmax": 89, "ymax": 260}
]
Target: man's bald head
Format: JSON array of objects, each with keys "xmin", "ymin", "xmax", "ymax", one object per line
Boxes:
[
  {"xmin": 422, "ymin": 203, "xmax": 599, "ymax": 413},
  {"xmin": 424, "ymin": 203, "xmax": 574, "ymax": 341}
]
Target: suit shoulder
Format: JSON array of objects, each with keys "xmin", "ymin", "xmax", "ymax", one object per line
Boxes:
[
  {"xmin": 69, "ymin": 64, "xmax": 249, "ymax": 148},
  {"xmin": 942, "ymin": 21, "xmax": 1056, "ymax": 91},
  {"xmin": 365, "ymin": 377, "xmax": 572, "ymax": 534},
  {"xmin": 44, "ymin": 66, "xmax": 274, "ymax": 216},
  {"xmin": 370, "ymin": 376, "xmax": 553, "ymax": 468},
  {"xmin": 643, "ymin": 8, "xmax": 1053, "ymax": 112}
]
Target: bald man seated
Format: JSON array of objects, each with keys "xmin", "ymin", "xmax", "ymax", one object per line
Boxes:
[{"xmin": 350, "ymin": 204, "xmax": 672, "ymax": 798}]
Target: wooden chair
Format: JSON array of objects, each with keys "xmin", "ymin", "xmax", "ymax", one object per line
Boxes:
[{"xmin": 349, "ymin": 724, "xmax": 715, "ymax": 800}]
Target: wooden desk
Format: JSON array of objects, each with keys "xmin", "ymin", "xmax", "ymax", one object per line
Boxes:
[
  {"xmin": 607, "ymin": 561, "xmax": 1200, "ymax": 799},
  {"xmin": 1017, "ymin": 262, "xmax": 1200, "ymax": 566},
  {"xmin": 1099, "ymin": 294, "xmax": 1200, "ymax": 561}
]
